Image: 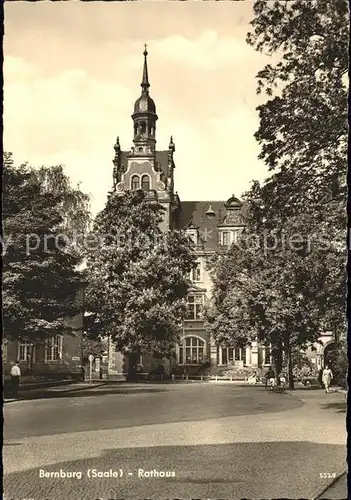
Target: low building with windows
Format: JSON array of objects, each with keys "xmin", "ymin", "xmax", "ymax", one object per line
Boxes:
[
  {"xmin": 2, "ymin": 296, "xmax": 84, "ymax": 380},
  {"xmin": 106, "ymin": 48, "xmax": 336, "ymax": 378}
]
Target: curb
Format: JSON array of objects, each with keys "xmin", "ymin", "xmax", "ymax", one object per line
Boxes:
[
  {"xmin": 310, "ymin": 467, "xmax": 346, "ymax": 500},
  {"xmin": 3, "ymin": 379, "xmax": 78, "ymax": 393},
  {"xmin": 3, "ymin": 382, "xmax": 107, "ymax": 403},
  {"xmin": 52, "ymin": 382, "xmax": 107, "ymax": 394}
]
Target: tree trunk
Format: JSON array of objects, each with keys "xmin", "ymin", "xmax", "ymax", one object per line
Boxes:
[
  {"xmin": 272, "ymin": 347, "xmax": 282, "ymax": 387},
  {"xmin": 127, "ymin": 349, "xmax": 139, "ymax": 381},
  {"xmin": 286, "ymin": 344, "xmax": 295, "ymax": 390},
  {"xmin": 29, "ymin": 343, "xmax": 34, "ymax": 373}
]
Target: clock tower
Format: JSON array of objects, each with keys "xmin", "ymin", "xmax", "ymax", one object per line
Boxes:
[
  {"xmin": 112, "ymin": 46, "xmax": 179, "ymax": 231},
  {"xmin": 132, "ymin": 44, "xmax": 158, "ymax": 154}
]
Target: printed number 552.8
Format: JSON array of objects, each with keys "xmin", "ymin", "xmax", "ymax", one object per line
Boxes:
[{"xmin": 320, "ymin": 472, "xmax": 336, "ymax": 479}]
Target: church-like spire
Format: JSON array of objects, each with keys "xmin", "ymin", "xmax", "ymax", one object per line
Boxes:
[
  {"xmin": 141, "ymin": 44, "xmax": 150, "ymax": 93},
  {"xmin": 132, "ymin": 45, "xmax": 157, "ymax": 151}
]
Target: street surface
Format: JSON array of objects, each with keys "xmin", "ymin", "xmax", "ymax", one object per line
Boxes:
[{"xmin": 3, "ymin": 383, "xmax": 347, "ymax": 500}]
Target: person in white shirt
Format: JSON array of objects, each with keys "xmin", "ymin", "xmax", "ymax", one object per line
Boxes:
[
  {"xmin": 322, "ymin": 365, "xmax": 333, "ymax": 393},
  {"xmin": 10, "ymin": 361, "xmax": 21, "ymax": 398},
  {"xmin": 247, "ymin": 371, "xmax": 258, "ymax": 385}
]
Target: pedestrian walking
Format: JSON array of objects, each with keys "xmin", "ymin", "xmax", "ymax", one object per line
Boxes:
[
  {"xmin": 10, "ymin": 360, "xmax": 21, "ymax": 398},
  {"xmin": 322, "ymin": 365, "xmax": 333, "ymax": 393}
]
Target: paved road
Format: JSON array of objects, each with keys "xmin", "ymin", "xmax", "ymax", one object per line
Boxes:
[
  {"xmin": 3, "ymin": 383, "xmax": 347, "ymax": 500},
  {"xmin": 317, "ymin": 473, "xmax": 348, "ymax": 499}
]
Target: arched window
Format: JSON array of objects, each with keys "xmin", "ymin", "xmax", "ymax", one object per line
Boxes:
[
  {"xmin": 141, "ymin": 175, "xmax": 150, "ymax": 192},
  {"xmin": 178, "ymin": 336, "xmax": 205, "ymax": 365},
  {"xmin": 131, "ymin": 175, "xmax": 140, "ymax": 191}
]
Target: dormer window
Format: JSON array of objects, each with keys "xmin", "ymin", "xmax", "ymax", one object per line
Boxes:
[
  {"xmin": 219, "ymin": 229, "xmax": 240, "ymax": 246},
  {"xmin": 186, "ymin": 229, "xmax": 198, "ymax": 245},
  {"xmin": 206, "ymin": 204, "xmax": 216, "ymax": 218}
]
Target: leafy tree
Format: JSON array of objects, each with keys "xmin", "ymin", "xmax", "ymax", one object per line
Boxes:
[
  {"xmin": 35, "ymin": 164, "xmax": 92, "ymax": 255},
  {"xmin": 205, "ymin": 230, "xmax": 339, "ymax": 389},
  {"xmin": 205, "ymin": 1, "xmax": 345, "ymax": 388},
  {"xmin": 85, "ymin": 190, "xmax": 196, "ymax": 378},
  {"xmin": 290, "ymin": 350, "xmax": 314, "ymax": 380},
  {"xmin": 246, "ymin": 0, "xmax": 348, "ymax": 214},
  {"xmin": 2, "ymin": 153, "xmax": 90, "ymax": 352},
  {"xmin": 82, "ymin": 336, "xmax": 107, "ymax": 363},
  {"xmin": 324, "ymin": 339, "xmax": 348, "ymax": 387}
]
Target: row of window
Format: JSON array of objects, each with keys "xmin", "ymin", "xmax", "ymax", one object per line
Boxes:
[
  {"xmin": 186, "ymin": 229, "xmax": 240, "ymax": 246},
  {"xmin": 131, "ymin": 174, "xmax": 150, "ymax": 191},
  {"xmin": 219, "ymin": 346, "xmax": 247, "ymax": 365},
  {"xmin": 3, "ymin": 336, "xmax": 63, "ymax": 363},
  {"xmin": 177, "ymin": 337, "xmax": 248, "ymax": 365},
  {"xmin": 177, "ymin": 337, "xmax": 273, "ymax": 366},
  {"xmin": 2, "ymin": 335, "xmax": 273, "ymax": 367}
]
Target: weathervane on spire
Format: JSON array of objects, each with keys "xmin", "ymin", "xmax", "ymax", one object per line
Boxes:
[{"xmin": 141, "ymin": 43, "xmax": 150, "ymax": 92}]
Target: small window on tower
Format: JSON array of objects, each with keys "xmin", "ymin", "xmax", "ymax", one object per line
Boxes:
[
  {"xmin": 131, "ymin": 175, "xmax": 140, "ymax": 191},
  {"xmin": 141, "ymin": 175, "xmax": 150, "ymax": 191}
]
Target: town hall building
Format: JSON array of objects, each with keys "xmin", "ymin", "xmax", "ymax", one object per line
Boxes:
[{"xmin": 106, "ymin": 47, "xmax": 335, "ymax": 378}]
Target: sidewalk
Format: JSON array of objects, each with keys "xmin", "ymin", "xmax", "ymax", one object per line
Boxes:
[
  {"xmin": 3, "ymin": 381, "xmax": 107, "ymax": 403},
  {"xmin": 3, "ymin": 386, "xmax": 346, "ymax": 499},
  {"xmin": 316, "ymin": 472, "xmax": 347, "ymax": 499}
]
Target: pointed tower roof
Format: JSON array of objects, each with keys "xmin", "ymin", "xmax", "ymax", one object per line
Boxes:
[
  {"xmin": 141, "ymin": 44, "xmax": 150, "ymax": 93},
  {"xmin": 133, "ymin": 45, "xmax": 157, "ymax": 116}
]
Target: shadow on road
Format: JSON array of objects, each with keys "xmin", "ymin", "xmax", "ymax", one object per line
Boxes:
[
  {"xmin": 319, "ymin": 401, "xmax": 346, "ymax": 414},
  {"xmin": 13, "ymin": 386, "xmax": 169, "ymax": 401},
  {"xmin": 4, "ymin": 441, "xmax": 346, "ymax": 499}
]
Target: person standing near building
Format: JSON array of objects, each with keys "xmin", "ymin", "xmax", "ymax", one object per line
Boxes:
[
  {"xmin": 10, "ymin": 360, "xmax": 21, "ymax": 398},
  {"xmin": 322, "ymin": 365, "xmax": 333, "ymax": 393},
  {"xmin": 247, "ymin": 371, "xmax": 258, "ymax": 385},
  {"xmin": 265, "ymin": 367, "xmax": 275, "ymax": 389}
]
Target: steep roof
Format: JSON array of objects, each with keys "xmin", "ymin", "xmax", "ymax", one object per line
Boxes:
[
  {"xmin": 177, "ymin": 201, "xmax": 225, "ymax": 251},
  {"xmin": 177, "ymin": 200, "xmax": 247, "ymax": 251}
]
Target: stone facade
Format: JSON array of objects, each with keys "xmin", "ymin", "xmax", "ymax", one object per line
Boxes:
[
  {"xmin": 106, "ymin": 49, "xmax": 335, "ymax": 378},
  {"xmin": 3, "ymin": 311, "xmax": 83, "ymax": 379},
  {"xmin": 3, "ymin": 287, "xmax": 84, "ymax": 379}
]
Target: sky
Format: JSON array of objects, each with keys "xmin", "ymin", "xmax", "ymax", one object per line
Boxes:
[{"xmin": 4, "ymin": 1, "xmax": 273, "ymax": 215}]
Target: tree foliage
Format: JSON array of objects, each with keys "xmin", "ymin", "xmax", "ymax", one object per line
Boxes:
[
  {"xmin": 2, "ymin": 153, "xmax": 90, "ymax": 342},
  {"xmin": 82, "ymin": 336, "xmax": 107, "ymax": 363},
  {"xmin": 85, "ymin": 190, "xmax": 196, "ymax": 358},
  {"xmin": 207, "ymin": 1, "xmax": 347, "ymax": 389},
  {"xmin": 246, "ymin": 0, "xmax": 348, "ymax": 210}
]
